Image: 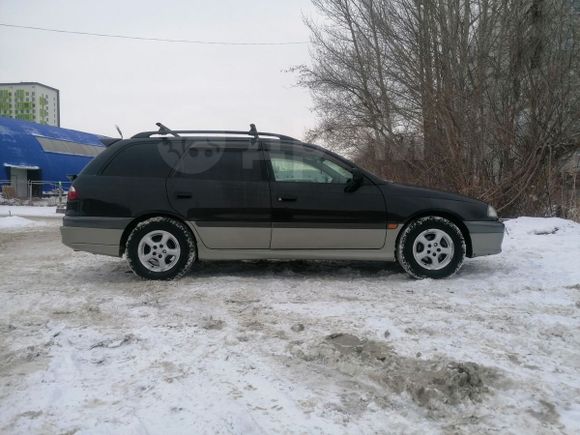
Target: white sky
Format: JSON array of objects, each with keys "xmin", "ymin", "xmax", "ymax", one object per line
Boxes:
[{"xmin": 0, "ymin": 0, "xmax": 317, "ymax": 139}]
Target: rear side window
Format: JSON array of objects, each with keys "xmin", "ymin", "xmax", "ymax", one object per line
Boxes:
[
  {"xmin": 80, "ymin": 143, "xmax": 121, "ymax": 176},
  {"xmin": 101, "ymin": 141, "xmax": 173, "ymax": 178},
  {"xmin": 174, "ymin": 146, "xmax": 264, "ymax": 182}
]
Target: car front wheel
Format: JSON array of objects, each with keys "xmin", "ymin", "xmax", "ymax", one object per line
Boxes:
[
  {"xmin": 126, "ymin": 217, "xmax": 196, "ymax": 280},
  {"xmin": 397, "ymin": 216, "xmax": 466, "ymax": 279}
]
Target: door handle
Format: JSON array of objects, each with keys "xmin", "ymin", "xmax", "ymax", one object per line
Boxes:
[
  {"xmin": 277, "ymin": 196, "xmax": 297, "ymax": 202},
  {"xmin": 176, "ymin": 191, "xmax": 192, "ymax": 199}
]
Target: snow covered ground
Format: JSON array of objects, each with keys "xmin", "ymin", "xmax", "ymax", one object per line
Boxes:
[{"xmin": 0, "ymin": 217, "xmax": 579, "ymax": 434}]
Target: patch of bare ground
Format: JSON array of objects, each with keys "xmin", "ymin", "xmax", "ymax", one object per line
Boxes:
[{"xmin": 289, "ymin": 333, "xmax": 499, "ymax": 415}]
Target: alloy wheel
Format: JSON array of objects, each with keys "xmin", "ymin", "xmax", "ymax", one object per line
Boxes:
[{"xmin": 412, "ymin": 228, "xmax": 455, "ymax": 271}]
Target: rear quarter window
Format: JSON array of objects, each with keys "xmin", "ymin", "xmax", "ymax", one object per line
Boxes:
[
  {"xmin": 173, "ymin": 146, "xmax": 265, "ymax": 182},
  {"xmin": 79, "ymin": 142, "xmax": 122, "ymax": 176},
  {"xmin": 101, "ymin": 141, "xmax": 173, "ymax": 178}
]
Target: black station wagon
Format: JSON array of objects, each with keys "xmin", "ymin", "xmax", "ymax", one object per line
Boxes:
[{"xmin": 61, "ymin": 124, "xmax": 504, "ymax": 280}]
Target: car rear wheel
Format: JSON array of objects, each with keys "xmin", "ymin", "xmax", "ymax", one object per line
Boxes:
[
  {"xmin": 397, "ymin": 216, "xmax": 466, "ymax": 279},
  {"xmin": 126, "ymin": 217, "xmax": 196, "ymax": 280}
]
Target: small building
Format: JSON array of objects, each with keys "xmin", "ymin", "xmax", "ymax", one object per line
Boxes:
[
  {"xmin": 0, "ymin": 82, "xmax": 60, "ymax": 127},
  {"xmin": 0, "ymin": 116, "xmax": 106, "ymax": 198}
]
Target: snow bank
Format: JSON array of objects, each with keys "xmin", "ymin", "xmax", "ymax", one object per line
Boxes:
[
  {"xmin": 504, "ymin": 216, "xmax": 577, "ymax": 236},
  {"xmin": 0, "ymin": 205, "xmax": 59, "ymax": 218},
  {"xmin": 0, "ymin": 216, "xmax": 46, "ymax": 230},
  {"xmin": 493, "ymin": 217, "xmax": 580, "ymax": 288}
]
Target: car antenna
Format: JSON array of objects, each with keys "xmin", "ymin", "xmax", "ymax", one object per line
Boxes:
[
  {"xmin": 115, "ymin": 124, "xmax": 124, "ymax": 138},
  {"xmin": 156, "ymin": 122, "xmax": 181, "ymax": 137}
]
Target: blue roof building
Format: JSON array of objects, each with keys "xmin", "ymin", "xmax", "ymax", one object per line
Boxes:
[{"xmin": 0, "ymin": 116, "xmax": 106, "ymax": 197}]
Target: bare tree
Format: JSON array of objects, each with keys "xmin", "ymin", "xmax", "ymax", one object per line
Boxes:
[{"xmin": 296, "ymin": 0, "xmax": 580, "ymax": 216}]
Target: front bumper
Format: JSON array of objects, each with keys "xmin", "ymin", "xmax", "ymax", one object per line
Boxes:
[{"xmin": 465, "ymin": 220, "xmax": 505, "ymax": 258}]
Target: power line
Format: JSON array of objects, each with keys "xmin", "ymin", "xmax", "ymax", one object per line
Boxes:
[{"xmin": 0, "ymin": 23, "xmax": 309, "ymax": 46}]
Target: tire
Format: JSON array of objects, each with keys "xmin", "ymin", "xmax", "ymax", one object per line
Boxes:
[
  {"xmin": 126, "ymin": 217, "xmax": 196, "ymax": 280},
  {"xmin": 397, "ymin": 216, "xmax": 466, "ymax": 279}
]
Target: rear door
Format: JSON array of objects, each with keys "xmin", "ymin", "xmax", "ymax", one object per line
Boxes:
[
  {"xmin": 167, "ymin": 139, "xmax": 271, "ymax": 249},
  {"xmin": 265, "ymin": 143, "xmax": 387, "ymax": 249}
]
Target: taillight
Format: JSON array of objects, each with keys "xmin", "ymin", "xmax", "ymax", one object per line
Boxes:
[{"xmin": 67, "ymin": 186, "xmax": 79, "ymax": 201}]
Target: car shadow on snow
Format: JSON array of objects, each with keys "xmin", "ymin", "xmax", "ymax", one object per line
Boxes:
[
  {"xmin": 184, "ymin": 257, "xmax": 503, "ymax": 282},
  {"xmin": 76, "ymin": 256, "xmax": 500, "ymax": 284},
  {"xmin": 84, "ymin": 259, "xmax": 408, "ymax": 283},
  {"xmin": 186, "ymin": 259, "xmax": 406, "ymax": 280}
]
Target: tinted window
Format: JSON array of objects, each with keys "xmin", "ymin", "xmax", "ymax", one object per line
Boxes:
[
  {"xmin": 174, "ymin": 146, "xmax": 264, "ymax": 182},
  {"xmin": 269, "ymin": 150, "xmax": 352, "ymax": 184},
  {"xmin": 101, "ymin": 141, "xmax": 173, "ymax": 178},
  {"xmin": 80, "ymin": 144, "xmax": 118, "ymax": 175}
]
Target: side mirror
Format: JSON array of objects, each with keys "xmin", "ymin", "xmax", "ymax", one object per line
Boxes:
[{"xmin": 344, "ymin": 168, "xmax": 364, "ymax": 193}]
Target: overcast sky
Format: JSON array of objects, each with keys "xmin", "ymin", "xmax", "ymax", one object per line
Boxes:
[{"xmin": 0, "ymin": 0, "xmax": 317, "ymax": 139}]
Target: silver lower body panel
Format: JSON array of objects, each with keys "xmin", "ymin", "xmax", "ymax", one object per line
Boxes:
[
  {"xmin": 61, "ymin": 217, "xmax": 505, "ymax": 263},
  {"xmin": 465, "ymin": 221, "xmax": 505, "ymax": 257},
  {"xmin": 196, "ymin": 226, "xmax": 271, "ymax": 249},
  {"xmin": 189, "ymin": 222, "xmax": 400, "ymax": 262},
  {"xmin": 60, "ymin": 226, "xmax": 123, "ymax": 257},
  {"xmin": 60, "ymin": 219, "xmax": 400, "ymax": 262},
  {"xmin": 271, "ymin": 227, "xmax": 386, "ymax": 249}
]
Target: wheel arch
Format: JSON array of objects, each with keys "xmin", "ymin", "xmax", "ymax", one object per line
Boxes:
[
  {"xmin": 396, "ymin": 210, "xmax": 473, "ymax": 257},
  {"xmin": 119, "ymin": 212, "xmax": 196, "ymax": 257}
]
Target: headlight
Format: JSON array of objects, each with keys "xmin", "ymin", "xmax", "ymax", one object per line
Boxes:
[{"xmin": 487, "ymin": 205, "xmax": 498, "ymax": 219}]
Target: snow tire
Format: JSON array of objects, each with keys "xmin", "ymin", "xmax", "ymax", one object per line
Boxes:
[
  {"xmin": 397, "ymin": 216, "xmax": 466, "ymax": 279},
  {"xmin": 126, "ymin": 217, "xmax": 196, "ymax": 280}
]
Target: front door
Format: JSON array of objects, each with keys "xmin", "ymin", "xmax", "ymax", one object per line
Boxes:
[
  {"xmin": 265, "ymin": 144, "xmax": 387, "ymax": 249},
  {"xmin": 167, "ymin": 140, "xmax": 271, "ymax": 249}
]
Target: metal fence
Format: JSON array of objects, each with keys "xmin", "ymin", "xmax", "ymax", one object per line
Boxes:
[{"xmin": 0, "ymin": 179, "xmax": 71, "ymax": 208}]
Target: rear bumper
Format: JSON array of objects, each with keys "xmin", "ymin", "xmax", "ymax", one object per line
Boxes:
[
  {"xmin": 465, "ymin": 220, "xmax": 505, "ymax": 258},
  {"xmin": 61, "ymin": 216, "xmax": 129, "ymax": 257}
]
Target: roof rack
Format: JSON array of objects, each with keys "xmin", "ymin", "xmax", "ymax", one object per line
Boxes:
[{"xmin": 131, "ymin": 122, "xmax": 300, "ymax": 142}]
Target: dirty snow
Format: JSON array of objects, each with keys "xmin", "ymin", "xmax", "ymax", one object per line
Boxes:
[{"xmin": 0, "ymin": 217, "xmax": 579, "ymax": 434}]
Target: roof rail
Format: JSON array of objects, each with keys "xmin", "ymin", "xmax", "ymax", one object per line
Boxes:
[{"xmin": 131, "ymin": 123, "xmax": 300, "ymax": 142}]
